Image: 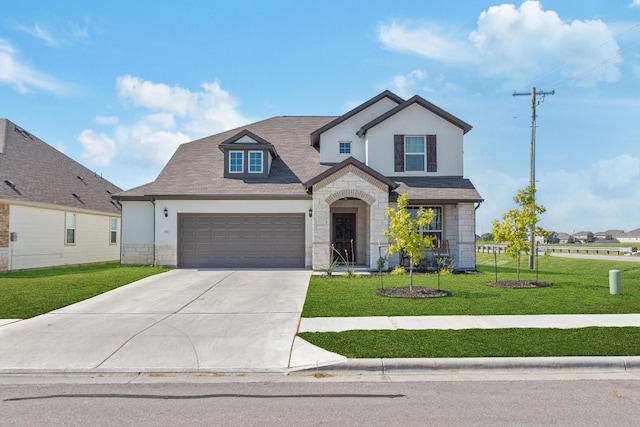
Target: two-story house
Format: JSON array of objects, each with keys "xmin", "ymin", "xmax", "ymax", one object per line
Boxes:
[{"xmin": 113, "ymin": 91, "xmax": 483, "ymax": 270}]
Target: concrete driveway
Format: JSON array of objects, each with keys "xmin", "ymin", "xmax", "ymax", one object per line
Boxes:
[{"xmin": 0, "ymin": 269, "xmax": 342, "ymax": 373}]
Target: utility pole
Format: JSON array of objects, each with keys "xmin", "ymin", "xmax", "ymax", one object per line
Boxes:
[{"xmin": 512, "ymin": 87, "xmax": 554, "ymax": 270}]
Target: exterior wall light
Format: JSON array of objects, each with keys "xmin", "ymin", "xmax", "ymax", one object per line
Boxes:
[
  {"xmin": 308, "ymin": 208, "xmax": 313, "ymax": 218},
  {"xmin": 164, "ymin": 207, "xmax": 168, "ymax": 217}
]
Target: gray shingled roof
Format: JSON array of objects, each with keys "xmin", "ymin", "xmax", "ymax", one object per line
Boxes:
[
  {"xmin": 115, "ymin": 115, "xmax": 483, "ymax": 204},
  {"xmin": 392, "ymin": 177, "xmax": 483, "ymax": 203},
  {"xmin": 116, "ymin": 116, "xmax": 337, "ymax": 199},
  {"xmin": 0, "ymin": 119, "xmax": 122, "ymax": 214}
]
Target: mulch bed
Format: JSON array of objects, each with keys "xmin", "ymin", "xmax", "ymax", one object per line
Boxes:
[
  {"xmin": 377, "ymin": 286, "xmax": 452, "ymax": 298},
  {"xmin": 488, "ymin": 280, "xmax": 553, "ymax": 289}
]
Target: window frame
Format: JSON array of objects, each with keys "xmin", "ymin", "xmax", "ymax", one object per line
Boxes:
[
  {"xmin": 65, "ymin": 212, "xmax": 76, "ymax": 245},
  {"xmin": 109, "ymin": 217, "xmax": 118, "ymax": 245},
  {"xmin": 406, "ymin": 205, "xmax": 443, "ymax": 242},
  {"xmin": 229, "ymin": 151, "xmax": 244, "ymax": 173},
  {"xmin": 338, "ymin": 141, "xmax": 351, "ymax": 155},
  {"xmin": 404, "ymin": 135, "xmax": 426, "ymax": 172},
  {"xmin": 248, "ymin": 150, "xmax": 263, "ymax": 173}
]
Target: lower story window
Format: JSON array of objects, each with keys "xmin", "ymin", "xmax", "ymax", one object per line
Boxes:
[
  {"xmin": 65, "ymin": 212, "xmax": 76, "ymax": 245},
  {"xmin": 407, "ymin": 206, "xmax": 443, "ymax": 242},
  {"xmin": 110, "ymin": 217, "xmax": 118, "ymax": 244}
]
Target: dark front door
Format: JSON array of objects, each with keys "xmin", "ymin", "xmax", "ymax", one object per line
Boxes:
[{"xmin": 332, "ymin": 213, "xmax": 356, "ymax": 263}]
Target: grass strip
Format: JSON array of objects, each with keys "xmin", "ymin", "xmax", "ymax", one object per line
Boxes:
[
  {"xmin": 299, "ymin": 327, "xmax": 640, "ymax": 358},
  {"xmin": 0, "ymin": 263, "xmax": 169, "ymax": 319}
]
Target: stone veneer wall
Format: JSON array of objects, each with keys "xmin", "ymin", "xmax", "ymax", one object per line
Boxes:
[
  {"xmin": 156, "ymin": 244, "xmax": 177, "ymax": 267},
  {"xmin": 0, "ymin": 204, "xmax": 9, "ymax": 271},
  {"xmin": 311, "ymin": 166, "xmax": 389, "ymax": 270},
  {"xmin": 456, "ymin": 202, "xmax": 476, "ymax": 270},
  {"xmin": 121, "ymin": 243, "xmax": 154, "ymax": 265}
]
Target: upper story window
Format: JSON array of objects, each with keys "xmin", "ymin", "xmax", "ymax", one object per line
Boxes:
[
  {"xmin": 229, "ymin": 151, "xmax": 244, "ymax": 173},
  {"xmin": 65, "ymin": 212, "xmax": 76, "ymax": 245},
  {"xmin": 110, "ymin": 218, "xmax": 118, "ymax": 245},
  {"xmin": 406, "ymin": 206, "xmax": 443, "ymax": 242},
  {"xmin": 339, "ymin": 141, "xmax": 351, "ymax": 155},
  {"xmin": 405, "ymin": 136, "xmax": 425, "ymax": 172},
  {"xmin": 248, "ymin": 151, "xmax": 263, "ymax": 173}
]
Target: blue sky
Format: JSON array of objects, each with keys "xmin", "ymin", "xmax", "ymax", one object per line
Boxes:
[{"xmin": 2, "ymin": 0, "xmax": 639, "ymax": 234}]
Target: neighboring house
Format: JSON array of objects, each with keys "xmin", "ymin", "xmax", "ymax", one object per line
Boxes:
[
  {"xmin": 544, "ymin": 231, "xmax": 560, "ymax": 244},
  {"xmin": 0, "ymin": 119, "xmax": 122, "ymax": 272},
  {"xmin": 572, "ymin": 231, "xmax": 594, "ymax": 243},
  {"xmin": 593, "ymin": 230, "xmax": 622, "ymax": 243},
  {"xmin": 619, "ymin": 228, "xmax": 640, "ymax": 243},
  {"xmin": 555, "ymin": 232, "xmax": 572, "ymax": 244},
  {"xmin": 113, "ymin": 91, "xmax": 483, "ymax": 271}
]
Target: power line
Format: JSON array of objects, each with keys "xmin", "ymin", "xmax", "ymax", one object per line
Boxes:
[{"xmin": 512, "ymin": 87, "xmax": 555, "ymax": 270}]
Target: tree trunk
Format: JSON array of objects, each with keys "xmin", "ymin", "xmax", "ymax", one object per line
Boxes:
[{"xmin": 409, "ymin": 258, "xmax": 414, "ymax": 291}]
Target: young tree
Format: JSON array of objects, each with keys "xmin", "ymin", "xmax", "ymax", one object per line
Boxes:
[
  {"xmin": 491, "ymin": 185, "xmax": 546, "ymax": 281},
  {"xmin": 384, "ymin": 193, "xmax": 435, "ymax": 290}
]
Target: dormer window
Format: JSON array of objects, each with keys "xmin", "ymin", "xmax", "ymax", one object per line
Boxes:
[
  {"xmin": 249, "ymin": 151, "xmax": 263, "ymax": 173},
  {"xmin": 229, "ymin": 151, "xmax": 244, "ymax": 173},
  {"xmin": 219, "ymin": 129, "xmax": 278, "ymax": 178}
]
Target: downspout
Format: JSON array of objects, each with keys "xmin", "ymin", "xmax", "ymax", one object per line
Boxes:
[{"xmin": 151, "ymin": 198, "xmax": 157, "ymax": 267}]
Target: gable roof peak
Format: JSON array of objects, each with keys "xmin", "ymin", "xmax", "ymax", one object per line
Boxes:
[
  {"xmin": 310, "ymin": 90, "xmax": 405, "ymax": 147},
  {"xmin": 357, "ymin": 94, "xmax": 473, "ymax": 136},
  {"xmin": 218, "ymin": 128, "xmax": 278, "ymax": 157}
]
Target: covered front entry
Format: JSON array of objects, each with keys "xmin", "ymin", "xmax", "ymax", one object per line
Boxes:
[
  {"xmin": 306, "ymin": 159, "xmax": 395, "ymax": 270},
  {"xmin": 178, "ymin": 213, "xmax": 305, "ymax": 268}
]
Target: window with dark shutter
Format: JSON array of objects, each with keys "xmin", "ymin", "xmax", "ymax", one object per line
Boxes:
[
  {"xmin": 427, "ymin": 135, "xmax": 437, "ymax": 172},
  {"xmin": 394, "ymin": 134, "xmax": 404, "ymax": 172}
]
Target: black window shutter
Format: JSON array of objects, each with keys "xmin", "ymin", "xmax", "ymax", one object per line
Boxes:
[
  {"xmin": 394, "ymin": 134, "xmax": 404, "ymax": 172},
  {"xmin": 427, "ymin": 135, "xmax": 437, "ymax": 172}
]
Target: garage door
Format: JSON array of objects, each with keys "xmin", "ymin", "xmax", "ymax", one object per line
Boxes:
[{"xmin": 179, "ymin": 213, "xmax": 305, "ymax": 268}]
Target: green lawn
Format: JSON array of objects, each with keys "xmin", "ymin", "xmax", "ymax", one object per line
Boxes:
[
  {"xmin": 299, "ymin": 327, "xmax": 640, "ymax": 358},
  {"xmin": 0, "ymin": 263, "xmax": 169, "ymax": 319},
  {"xmin": 300, "ymin": 253, "xmax": 640, "ymax": 357},
  {"xmin": 302, "ymin": 253, "xmax": 640, "ymax": 317}
]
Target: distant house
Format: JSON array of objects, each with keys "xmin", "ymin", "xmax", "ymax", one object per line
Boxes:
[
  {"xmin": 544, "ymin": 231, "xmax": 560, "ymax": 244},
  {"xmin": 593, "ymin": 230, "xmax": 622, "ymax": 243},
  {"xmin": 113, "ymin": 90, "xmax": 483, "ymax": 271},
  {"xmin": 554, "ymin": 232, "xmax": 572, "ymax": 244},
  {"xmin": 572, "ymin": 231, "xmax": 594, "ymax": 243},
  {"xmin": 0, "ymin": 119, "xmax": 122, "ymax": 271},
  {"xmin": 618, "ymin": 228, "xmax": 640, "ymax": 243}
]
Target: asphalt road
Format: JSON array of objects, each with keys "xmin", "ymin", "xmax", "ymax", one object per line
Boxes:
[{"xmin": 2, "ymin": 378, "xmax": 639, "ymax": 426}]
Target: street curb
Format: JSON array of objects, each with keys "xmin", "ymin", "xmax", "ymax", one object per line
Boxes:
[{"xmin": 293, "ymin": 356, "xmax": 640, "ymax": 375}]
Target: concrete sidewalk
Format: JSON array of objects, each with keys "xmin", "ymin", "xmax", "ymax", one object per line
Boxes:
[{"xmin": 299, "ymin": 314, "xmax": 640, "ymax": 333}]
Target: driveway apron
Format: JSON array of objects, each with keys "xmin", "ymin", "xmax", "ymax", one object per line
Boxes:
[{"xmin": 0, "ymin": 269, "xmax": 312, "ymax": 373}]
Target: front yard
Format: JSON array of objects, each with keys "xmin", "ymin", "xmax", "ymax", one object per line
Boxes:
[
  {"xmin": 0, "ymin": 263, "xmax": 168, "ymax": 319},
  {"xmin": 299, "ymin": 253, "xmax": 640, "ymax": 357}
]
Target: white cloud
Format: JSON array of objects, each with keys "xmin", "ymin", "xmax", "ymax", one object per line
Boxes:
[
  {"xmin": 94, "ymin": 115, "xmax": 119, "ymax": 125},
  {"xmin": 389, "ymin": 69, "xmax": 427, "ymax": 98},
  {"xmin": 474, "ymin": 154, "xmax": 640, "ymax": 234},
  {"xmin": 117, "ymin": 76, "xmax": 197, "ymax": 115},
  {"xmin": 14, "ymin": 22, "xmax": 58, "ymax": 47},
  {"xmin": 79, "ymin": 77, "xmax": 251, "ymax": 171},
  {"xmin": 379, "ymin": 1, "xmax": 623, "ymax": 87},
  {"xmin": 78, "ymin": 129, "xmax": 118, "ymax": 167},
  {"xmin": 0, "ymin": 39, "xmax": 67, "ymax": 94},
  {"xmin": 631, "ymin": 0, "xmax": 640, "ymax": 8},
  {"xmin": 379, "ymin": 21, "xmax": 473, "ymax": 64},
  {"xmin": 115, "ymin": 124, "xmax": 190, "ymax": 167}
]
